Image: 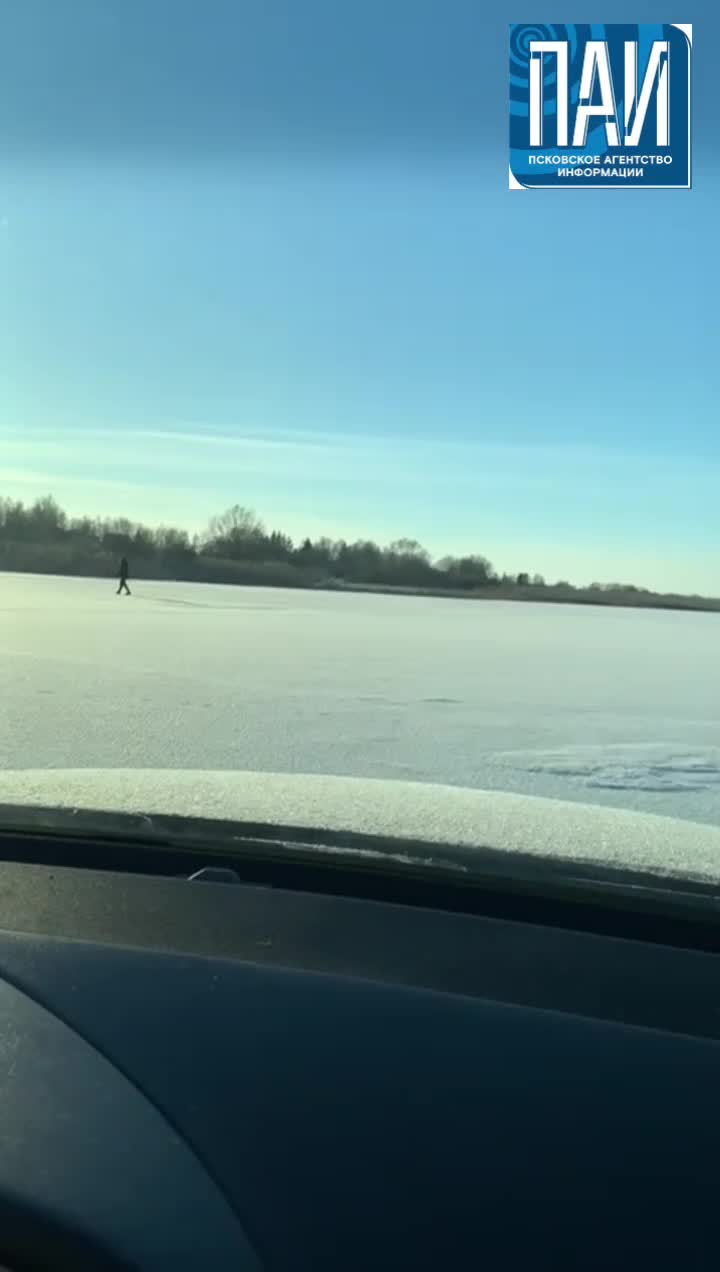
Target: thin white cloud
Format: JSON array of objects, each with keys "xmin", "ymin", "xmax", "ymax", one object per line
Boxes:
[
  {"xmin": 5, "ymin": 422, "xmax": 717, "ymax": 477},
  {"xmin": 4, "ymin": 427, "xmax": 720, "ymax": 530},
  {"xmin": 0, "ymin": 468, "xmax": 220, "ymax": 530},
  {"xmin": 74, "ymin": 427, "xmax": 342, "ymax": 453},
  {"xmin": 0, "ymin": 466, "xmax": 162, "ymax": 496}
]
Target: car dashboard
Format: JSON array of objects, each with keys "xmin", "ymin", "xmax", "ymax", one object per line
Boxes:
[{"xmin": 0, "ymin": 830, "xmax": 719, "ymax": 1271}]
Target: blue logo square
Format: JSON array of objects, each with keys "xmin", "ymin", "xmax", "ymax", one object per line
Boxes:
[{"xmin": 509, "ymin": 24, "xmax": 691, "ymax": 189}]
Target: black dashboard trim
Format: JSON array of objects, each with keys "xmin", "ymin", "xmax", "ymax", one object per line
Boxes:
[{"xmin": 2, "ymin": 819, "xmax": 720, "ymax": 956}]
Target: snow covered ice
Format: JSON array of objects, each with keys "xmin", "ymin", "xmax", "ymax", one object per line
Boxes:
[{"xmin": 3, "ymin": 572, "xmax": 719, "ymax": 828}]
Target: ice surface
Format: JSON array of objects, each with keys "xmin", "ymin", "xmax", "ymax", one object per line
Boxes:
[{"xmin": 2, "ymin": 572, "xmax": 719, "ymax": 827}]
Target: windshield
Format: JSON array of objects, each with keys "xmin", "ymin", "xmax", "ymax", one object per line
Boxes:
[{"xmin": 1, "ymin": 3, "xmax": 716, "ymax": 860}]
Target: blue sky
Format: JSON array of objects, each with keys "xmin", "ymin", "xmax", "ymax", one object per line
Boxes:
[{"xmin": 1, "ymin": 1, "xmax": 717, "ymax": 591}]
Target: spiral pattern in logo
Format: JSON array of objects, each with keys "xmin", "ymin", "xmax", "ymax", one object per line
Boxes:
[{"xmin": 509, "ymin": 24, "xmax": 588, "ymax": 119}]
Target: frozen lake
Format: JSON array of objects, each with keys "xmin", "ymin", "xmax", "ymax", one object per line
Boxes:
[{"xmin": 2, "ymin": 572, "xmax": 720, "ymax": 827}]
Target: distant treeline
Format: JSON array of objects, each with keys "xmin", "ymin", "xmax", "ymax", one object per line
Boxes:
[{"xmin": 1, "ymin": 494, "xmax": 718, "ymax": 612}]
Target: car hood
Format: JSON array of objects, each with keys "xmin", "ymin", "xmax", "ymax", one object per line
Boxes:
[{"xmin": 1, "ymin": 769, "xmax": 720, "ymax": 886}]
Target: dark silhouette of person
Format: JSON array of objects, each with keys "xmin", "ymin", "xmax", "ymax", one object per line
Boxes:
[{"xmin": 117, "ymin": 556, "xmax": 131, "ymax": 595}]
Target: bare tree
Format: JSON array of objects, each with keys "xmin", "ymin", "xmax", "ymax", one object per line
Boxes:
[
  {"xmin": 202, "ymin": 505, "xmax": 267, "ymax": 558},
  {"xmin": 206, "ymin": 505, "xmax": 265, "ymax": 542}
]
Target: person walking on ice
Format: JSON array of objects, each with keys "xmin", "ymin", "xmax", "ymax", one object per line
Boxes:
[{"xmin": 117, "ymin": 556, "xmax": 131, "ymax": 595}]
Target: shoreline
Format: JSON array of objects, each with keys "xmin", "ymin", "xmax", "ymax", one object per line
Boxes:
[{"xmin": 3, "ymin": 567, "xmax": 719, "ymax": 614}]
